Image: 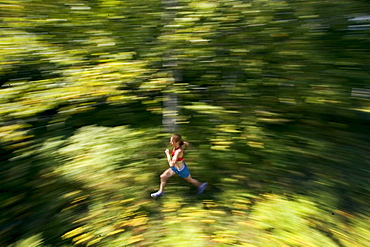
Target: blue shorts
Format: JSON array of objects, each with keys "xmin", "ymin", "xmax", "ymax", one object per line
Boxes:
[{"xmin": 171, "ymin": 163, "xmax": 190, "ymax": 178}]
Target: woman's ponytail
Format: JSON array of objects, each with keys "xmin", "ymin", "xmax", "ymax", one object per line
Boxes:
[{"xmin": 172, "ymin": 134, "xmax": 185, "ymax": 149}]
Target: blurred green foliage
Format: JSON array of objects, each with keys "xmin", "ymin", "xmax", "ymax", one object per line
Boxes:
[{"xmin": 1, "ymin": 0, "xmax": 370, "ymax": 246}]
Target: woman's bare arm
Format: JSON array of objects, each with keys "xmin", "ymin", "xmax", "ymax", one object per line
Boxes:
[
  {"xmin": 165, "ymin": 149, "xmax": 181, "ymax": 167},
  {"xmin": 183, "ymin": 142, "xmax": 189, "ymax": 150}
]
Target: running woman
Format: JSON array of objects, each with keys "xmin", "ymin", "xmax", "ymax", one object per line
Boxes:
[{"xmin": 151, "ymin": 134, "xmax": 208, "ymax": 198}]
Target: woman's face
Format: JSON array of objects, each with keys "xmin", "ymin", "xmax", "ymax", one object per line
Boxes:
[{"xmin": 169, "ymin": 137, "xmax": 177, "ymax": 147}]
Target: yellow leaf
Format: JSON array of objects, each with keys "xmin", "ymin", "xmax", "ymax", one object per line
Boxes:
[
  {"xmin": 62, "ymin": 226, "xmax": 86, "ymax": 239},
  {"xmin": 87, "ymin": 237, "xmax": 103, "ymax": 247},
  {"xmin": 74, "ymin": 234, "xmax": 93, "ymax": 245},
  {"xmin": 201, "ymin": 220, "xmax": 215, "ymax": 223},
  {"xmin": 127, "ymin": 234, "xmax": 144, "ymax": 244},
  {"xmin": 247, "ymin": 141, "xmax": 264, "ymax": 148},
  {"xmin": 106, "ymin": 229, "xmax": 125, "ymax": 236}
]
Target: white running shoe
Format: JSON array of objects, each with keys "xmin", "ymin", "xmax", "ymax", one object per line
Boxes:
[{"xmin": 151, "ymin": 191, "xmax": 164, "ymax": 198}]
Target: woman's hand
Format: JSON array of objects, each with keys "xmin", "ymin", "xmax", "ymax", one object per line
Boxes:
[{"xmin": 165, "ymin": 149, "xmax": 172, "ymax": 166}]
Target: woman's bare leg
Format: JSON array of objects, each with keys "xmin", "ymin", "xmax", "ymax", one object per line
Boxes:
[
  {"xmin": 184, "ymin": 175, "xmax": 202, "ymax": 187},
  {"xmin": 159, "ymin": 168, "xmax": 175, "ymax": 191}
]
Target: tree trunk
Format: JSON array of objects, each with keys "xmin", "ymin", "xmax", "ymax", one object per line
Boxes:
[{"xmin": 161, "ymin": 0, "xmax": 181, "ymax": 134}]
